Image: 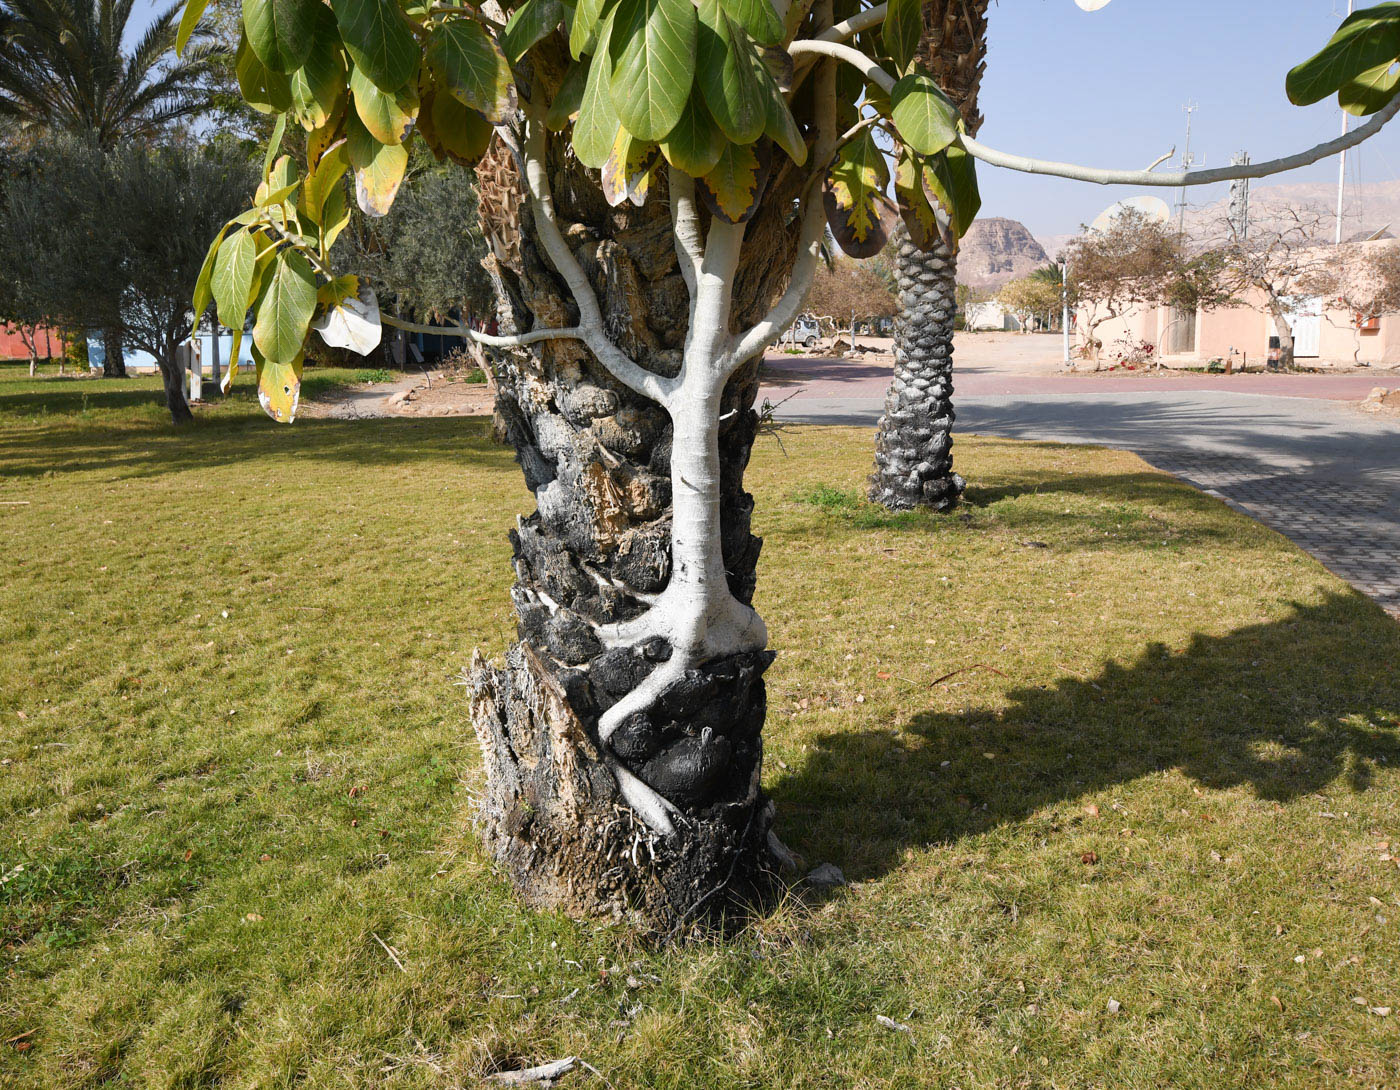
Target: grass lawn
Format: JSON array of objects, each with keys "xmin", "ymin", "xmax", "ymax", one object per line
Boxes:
[{"xmin": 2, "ymin": 363, "xmax": 1398, "ymax": 1088}]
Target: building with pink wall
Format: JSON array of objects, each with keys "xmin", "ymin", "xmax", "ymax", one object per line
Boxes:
[{"xmin": 1075, "ymin": 239, "xmax": 1400, "ymax": 368}]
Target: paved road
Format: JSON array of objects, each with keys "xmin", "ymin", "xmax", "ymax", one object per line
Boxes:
[{"xmin": 761, "ymin": 368, "xmax": 1400, "ymax": 615}]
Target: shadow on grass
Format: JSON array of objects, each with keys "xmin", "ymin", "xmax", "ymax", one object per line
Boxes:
[
  {"xmin": 771, "ymin": 592, "xmax": 1400, "ymax": 878},
  {"xmin": 790, "ymin": 465, "xmax": 1241, "ymax": 550},
  {"xmin": 0, "ymin": 412, "xmax": 510, "ymax": 481}
]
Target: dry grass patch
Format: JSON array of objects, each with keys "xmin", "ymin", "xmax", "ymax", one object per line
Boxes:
[{"xmin": 1, "ymin": 365, "xmax": 1398, "ymax": 1087}]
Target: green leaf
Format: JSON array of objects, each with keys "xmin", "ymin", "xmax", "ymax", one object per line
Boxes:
[
  {"xmin": 545, "ymin": 60, "xmax": 588, "ymax": 129},
  {"xmin": 659, "ymin": 91, "xmax": 725, "ymax": 176},
  {"xmin": 574, "ymin": 38, "xmax": 621, "ymax": 168},
  {"xmin": 570, "ymin": 0, "xmax": 607, "ymax": 58},
  {"xmin": 695, "ymin": 0, "xmax": 765, "ymax": 144},
  {"xmin": 609, "ymin": 0, "xmax": 697, "ymax": 142},
  {"xmin": 176, "ymin": 0, "xmax": 209, "ymax": 56},
  {"xmin": 300, "ymin": 141, "xmax": 350, "ymax": 224},
  {"xmin": 717, "ymin": 0, "xmax": 782, "ymax": 47},
  {"xmin": 757, "ymin": 46, "xmax": 803, "ymax": 164},
  {"xmin": 923, "ymin": 142, "xmax": 980, "ymax": 240},
  {"xmin": 431, "ymin": 92, "xmax": 495, "ymax": 164},
  {"xmin": 894, "ymin": 149, "xmax": 945, "ymax": 252},
  {"xmin": 330, "ymin": 0, "xmax": 419, "ymax": 92},
  {"xmin": 426, "ymin": 19, "xmax": 514, "ymax": 123},
  {"xmin": 882, "ymin": 0, "xmax": 921, "ymax": 74},
  {"xmin": 346, "ymin": 110, "xmax": 410, "ymax": 215},
  {"xmin": 211, "ymin": 229, "xmax": 260, "ymax": 332},
  {"xmin": 253, "ymin": 248, "xmax": 318, "ymax": 365},
  {"xmin": 890, "ymin": 70, "xmax": 959, "ymax": 156},
  {"xmin": 192, "ymin": 223, "xmax": 231, "ymax": 319},
  {"xmin": 1340, "ymin": 58, "xmax": 1400, "ymax": 115},
  {"xmin": 351, "ymin": 63, "xmax": 419, "ymax": 143},
  {"xmin": 236, "ymin": 33, "xmax": 293, "ymax": 113},
  {"xmin": 321, "ymin": 183, "xmax": 351, "ymax": 251},
  {"xmin": 1287, "ymin": 3, "xmax": 1400, "ymax": 106},
  {"xmin": 243, "ymin": 0, "xmax": 319, "ymax": 74},
  {"xmin": 500, "ymin": 0, "xmax": 565, "ymax": 63},
  {"xmin": 289, "ymin": 6, "xmax": 347, "ymax": 130},
  {"xmin": 697, "ymin": 140, "xmax": 767, "ymax": 222}
]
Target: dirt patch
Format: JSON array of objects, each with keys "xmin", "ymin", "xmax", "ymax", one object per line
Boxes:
[
  {"xmin": 385, "ymin": 377, "xmax": 493, "ymax": 417},
  {"xmin": 301, "ymin": 372, "xmax": 494, "ymax": 419}
]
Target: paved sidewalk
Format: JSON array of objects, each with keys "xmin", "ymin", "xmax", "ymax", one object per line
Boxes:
[{"xmin": 766, "ymin": 378, "xmax": 1400, "ymax": 617}]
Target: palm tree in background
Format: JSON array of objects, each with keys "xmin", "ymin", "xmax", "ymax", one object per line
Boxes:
[
  {"xmin": 0, "ymin": 0, "xmax": 222, "ymax": 149},
  {"xmin": 0, "ymin": 0, "xmax": 224, "ymax": 375},
  {"xmin": 869, "ymin": 0, "xmax": 989, "ymax": 510}
]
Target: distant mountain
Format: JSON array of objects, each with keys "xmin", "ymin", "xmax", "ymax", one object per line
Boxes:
[{"xmin": 956, "ymin": 217, "xmax": 1051, "ymax": 290}]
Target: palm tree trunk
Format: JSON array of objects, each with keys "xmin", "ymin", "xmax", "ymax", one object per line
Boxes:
[
  {"xmin": 869, "ymin": 227, "xmax": 964, "ymax": 510},
  {"xmin": 870, "ymin": 0, "xmax": 988, "ymax": 511},
  {"xmin": 467, "ymin": 140, "xmax": 803, "ymax": 932}
]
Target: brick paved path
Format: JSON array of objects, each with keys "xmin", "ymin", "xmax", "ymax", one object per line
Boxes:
[
  {"xmin": 768, "ymin": 376, "xmax": 1400, "ymax": 617},
  {"xmin": 1134, "ymin": 450, "xmax": 1400, "ymax": 616}
]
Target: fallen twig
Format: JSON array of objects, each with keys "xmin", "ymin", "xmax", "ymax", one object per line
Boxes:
[
  {"xmin": 930, "ymin": 664, "xmax": 1008, "ymax": 686},
  {"xmin": 371, "ymin": 931, "xmax": 406, "ymax": 972},
  {"xmin": 486, "ymin": 1056, "xmax": 578, "ymax": 1084}
]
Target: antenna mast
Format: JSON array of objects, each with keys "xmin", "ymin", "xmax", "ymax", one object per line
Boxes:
[
  {"xmin": 1335, "ymin": 0, "xmax": 1355, "ymax": 244},
  {"xmin": 1176, "ymin": 102, "xmax": 1199, "ymax": 233}
]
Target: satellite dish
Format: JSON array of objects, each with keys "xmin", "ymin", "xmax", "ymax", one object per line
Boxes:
[{"xmin": 1089, "ymin": 195, "xmax": 1172, "ymax": 233}]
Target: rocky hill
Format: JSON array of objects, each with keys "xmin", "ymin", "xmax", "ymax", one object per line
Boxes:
[{"xmin": 956, "ymin": 217, "xmax": 1051, "ymax": 290}]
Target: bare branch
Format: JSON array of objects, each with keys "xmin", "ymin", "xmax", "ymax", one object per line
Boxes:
[
  {"xmin": 961, "ymin": 93, "xmax": 1400, "ymax": 187},
  {"xmin": 1144, "ymin": 146, "xmax": 1175, "ymax": 172},
  {"xmin": 380, "ymin": 312, "xmax": 583, "ymax": 349},
  {"xmin": 787, "ymin": 39, "xmax": 1400, "ymax": 190},
  {"xmin": 519, "ymin": 119, "xmax": 678, "ymax": 405}
]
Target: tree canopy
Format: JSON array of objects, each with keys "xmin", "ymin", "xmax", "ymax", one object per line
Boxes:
[{"xmin": 0, "ymin": 0, "xmax": 225, "ymax": 147}]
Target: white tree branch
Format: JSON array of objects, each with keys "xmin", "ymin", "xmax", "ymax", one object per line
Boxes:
[
  {"xmin": 380, "ymin": 312, "xmax": 583, "ymax": 349},
  {"xmin": 733, "ymin": 37, "xmax": 840, "ymax": 369},
  {"xmin": 731, "ymin": 195, "xmax": 828, "ymax": 366},
  {"xmin": 820, "ymin": 1, "xmax": 886, "ymax": 43},
  {"xmin": 519, "ymin": 119, "xmax": 678, "ymax": 405},
  {"xmin": 787, "ymin": 39, "xmax": 1400, "ymax": 191},
  {"xmin": 669, "ymin": 167, "xmax": 703, "ymax": 301},
  {"xmin": 961, "ymin": 93, "xmax": 1400, "ymax": 187}
]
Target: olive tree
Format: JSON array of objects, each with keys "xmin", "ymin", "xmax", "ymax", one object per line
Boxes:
[{"xmin": 187, "ymin": 0, "xmax": 1400, "ymax": 930}]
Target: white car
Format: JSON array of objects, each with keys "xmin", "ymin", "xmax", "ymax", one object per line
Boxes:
[{"xmin": 782, "ymin": 316, "xmax": 821, "ymax": 349}]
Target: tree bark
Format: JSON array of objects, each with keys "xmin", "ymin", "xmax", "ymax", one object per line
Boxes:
[
  {"xmin": 102, "ymin": 326, "xmax": 128, "ymax": 378},
  {"xmin": 208, "ymin": 311, "xmax": 222, "ymax": 392},
  {"xmin": 467, "ymin": 127, "xmax": 804, "ymax": 933},
  {"xmin": 1264, "ymin": 293, "xmax": 1295, "ymax": 369},
  {"xmin": 869, "ymin": 0, "xmax": 988, "ymax": 511},
  {"xmin": 869, "ymin": 229, "xmax": 964, "ymax": 511},
  {"xmin": 157, "ymin": 349, "xmax": 194, "ymax": 424}
]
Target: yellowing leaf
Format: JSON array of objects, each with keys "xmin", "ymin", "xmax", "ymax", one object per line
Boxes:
[
  {"xmin": 255, "ymin": 348, "xmax": 305, "ymax": 423},
  {"xmin": 347, "ymin": 111, "xmax": 409, "ymax": 215},
  {"xmin": 602, "ymin": 128, "xmax": 659, "ymax": 207},
  {"xmin": 697, "ymin": 140, "xmax": 767, "ymax": 223},
  {"xmin": 351, "ymin": 63, "xmax": 419, "ymax": 145}
]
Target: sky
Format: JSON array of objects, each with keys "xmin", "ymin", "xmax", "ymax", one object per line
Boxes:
[
  {"xmin": 974, "ymin": 0, "xmax": 1400, "ymax": 236},
  {"xmin": 130, "ymin": 0, "xmax": 1400, "ymax": 237}
]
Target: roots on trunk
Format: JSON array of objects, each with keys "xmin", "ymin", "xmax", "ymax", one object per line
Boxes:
[
  {"xmin": 869, "ymin": 229, "xmax": 965, "ymax": 511},
  {"xmin": 467, "ymin": 106, "xmax": 805, "ymax": 932}
]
